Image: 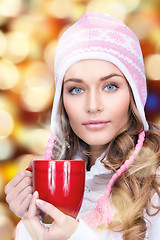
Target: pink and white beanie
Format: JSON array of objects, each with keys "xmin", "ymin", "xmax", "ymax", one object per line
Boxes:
[{"xmin": 51, "ymin": 12, "xmax": 149, "ymax": 135}]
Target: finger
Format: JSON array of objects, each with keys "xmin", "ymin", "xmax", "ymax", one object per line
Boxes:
[
  {"xmin": 7, "ymin": 184, "xmax": 33, "ymax": 216},
  {"xmin": 9, "ymin": 192, "xmax": 33, "ymax": 216},
  {"xmin": 5, "ymin": 170, "xmax": 32, "ymax": 194},
  {"xmin": 17, "ymin": 185, "xmax": 33, "ymax": 205},
  {"xmin": 6, "ymin": 177, "xmax": 32, "ymax": 204},
  {"xmin": 16, "ymin": 174, "xmax": 33, "ymax": 193},
  {"xmin": 36, "ymin": 199, "xmax": 64, "ymax": 224},
  {"xmin": 23, "ymin": 217, "xmax": 47, "ymax": 239},
  {"xmin": 19, "ymin": 193, "xmax": 33, "ymax": 217},
  {"xmin": 27, "ymin": 191, "xmax": 39, "ymax": 218}
]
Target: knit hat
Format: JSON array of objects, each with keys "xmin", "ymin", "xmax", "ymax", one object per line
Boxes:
[{"xmin": 51, "ymin": 12, "xmax": 149, "ymax": 135}]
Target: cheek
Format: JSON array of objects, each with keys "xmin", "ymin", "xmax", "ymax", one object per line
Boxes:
[
  {"xmin": 116, "ymin": 98, "xmax": 130, "ymax": 122},
  {"xmin": 110, "ymin": 94, "xmax": 130, "ymax": 119},
  {"xmin": 63, "ymin": 100, "xmax": 79, "ymax": 125}
]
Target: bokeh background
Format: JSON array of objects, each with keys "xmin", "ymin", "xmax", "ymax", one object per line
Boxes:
[{"xmin": 0, "ymin": 0, "xmax": 160, "ymax": 239}]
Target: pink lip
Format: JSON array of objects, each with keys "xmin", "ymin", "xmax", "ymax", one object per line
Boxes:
[{"xmin": 82, "ymin": 120, "xmax": 109, "ymax": 130}]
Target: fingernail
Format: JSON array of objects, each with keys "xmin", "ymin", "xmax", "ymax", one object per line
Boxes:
[
  {"xmin": 33, "ymin": 191, "xmax": 38, "ymax": 198},
  {"xmin": 36, "ymin": 199, "xmax": 45, "ymax": 206}
]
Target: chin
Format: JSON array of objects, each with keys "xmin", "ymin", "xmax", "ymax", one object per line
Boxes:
[{"xmin": 83, "ymin": 138, "xmax": 112, "ymax": 146}]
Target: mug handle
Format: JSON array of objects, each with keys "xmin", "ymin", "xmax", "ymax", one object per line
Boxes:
[
  {"xmin": 25, "ymin": 158, "xmax": 36, "ymax": 171},
  {"xmin": 25, "ymin": 166, "xmax": 33, "ymax": 172}
]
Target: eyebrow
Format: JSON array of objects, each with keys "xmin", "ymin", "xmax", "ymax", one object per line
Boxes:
[{"xmin": 64, "ymin": 74, "xmax": 124, "ymax": 84}]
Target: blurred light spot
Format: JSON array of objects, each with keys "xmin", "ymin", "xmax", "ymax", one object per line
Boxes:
[
  {"xmin": 11, "ymin": 122, "xmax": 26, "ymax": 147},
  {"xmin": 106, "ymin": 1, "xmax": 126, "ymax": 19},
  {"xmin": 45, "ymin": 0, "xmax": 72, "ymax": 18},
  {"xmin": 21, "ymin": 88, "xmax": 54, "ymax": 112},
  {"xmin": 127, "ymin": 16, "xmax": 152, "ymax": 40},
  {"xmin": 3, "ymin": 32, "xmax": 29, "ymax": 63},
  {"xmin": 0, "ymin": 203, "xmax": 10, "ymax": 216},
  {"xmin": 15, "ymin": 126, "xmax": 50, "ymax": 155},
  {"xmin": 87, "ymin": 0, "xmax": 126, "ymax": 20},
  {"xmin": 10, "ymin": 15, "xmax": 37, "ymax": 34},
  {"xmin": 145, "ymin": 54, "xmax": 160, "ymax": 80},
  {"xmin": 71, "ymin": 0, "xmax": 89, "ymax": 2},
  {"xmin": 58, "ymin": 24, "xmax": 72, "ymax": 39},
  {"xmin": 15, "ymin": 154, "xmax": 38, "ymax": 171},
  {"xmin": 10, "ymin": 14, "xmax": 53, "ymax": 44},
  {"xmin": 0, "ymin": 0, "xmax": 23, "ymax": 17},
  {"xmin": 0, "ymin": 110, "xmax": 14, "ymax": 139},
  {"xmin": 155, "ymin": 116, "xmax": 160, "ymax": 126},
  {"xmin": 44, "ymin": 40, "xmax": 58, "ymax": 72},
  {"xmin": 69, "ymin": 3, "xmax": 86, "ymax": 21},
  {"xmin": 0, "ymin": 16, "xmax": 8, "ymax": 27},
  {"xmin": 0, "ymin": 174, "xmax": 4, "ymax": 197},
  {"xmin": 0, "ymin": 59, "xmax": 19, "ymax": 90},
  {"xmin": 28, "ymin": 38, "xmax": 42, "ymax": 60},
  {"xmin": 122, "ymin": 0, "xmax": 140, "ymax": 13},
  {"xmin": 25, "ymin": 62, "xmax": 53, "ymax": 92},
  {"xmin": 3, "ymin": 162, "xmax": 19, "ymax": 181},
  {"xmin": 156, "ymin": 40, "xmax": 160, "ymax": 53},
  {"xmin": 0, "ymin": 95, "xmax": 18, "ymax": 117},
  {"xmin": 0, "ymin": 206, "xmax": 15, "ymax": 240},
  {"xmin": 11, "ymin": 63, "xmax": 28, "ymax": 94},
  {"xmin": 149, "ymin": 27, "xmax": 160, "ymax": 46},
  {"xmin": 0, "ymin": 31, "xmax": 6, "ymax": 56},
  {"xmin": 146, "ymin": 92, "xmax": 159, "ymax": 111},
  {"xmin": 27, "ymin": 129, "xmax": 51, "ymax": 154},
  {"xmin": 0, "ymin": 139, "xmax": 15, "ymax": 161}
]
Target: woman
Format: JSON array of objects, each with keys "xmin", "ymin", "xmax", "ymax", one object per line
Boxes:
[{"xmin": 5, "ymin": 12, "xmax": 160, "ymax": 240}]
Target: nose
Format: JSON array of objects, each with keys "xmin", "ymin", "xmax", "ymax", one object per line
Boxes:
[{"xmin": 85, "ymin": 89, "xmax": 104, "ymax": 113}]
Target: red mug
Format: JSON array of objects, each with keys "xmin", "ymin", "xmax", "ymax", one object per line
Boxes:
[{"xmin": 26, "ymin": 160, "xmax": 85, "ymax": 219}]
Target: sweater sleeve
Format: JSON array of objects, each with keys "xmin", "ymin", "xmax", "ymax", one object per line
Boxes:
[
  {"xmin": 16, "ymin": 219, "xmax": 123, "ymax": 240},
  {"xmin": 146, "ymin": 212, "xmax": 160, "ymax": 240},
  {"xmin": 68, "ymin": 219, "xmax": 99, "ymax": 240},
  {"xmin": 69, "ymin": 214, "xmax": 160, "ymax": 240},
  {"xmin": 145, "ymin": 182, "xmax": 160, "ymax": 240},
  {"xmin": 15, "ymin": 215, "xmax": 160, "ymax": 240},
  {"xmin": 69, "ymin": 219, "xmax": 124, "ymax": 240},
  {"xmin": 15, "ymin": 220, "xmax": 32, "ymax": 240}
]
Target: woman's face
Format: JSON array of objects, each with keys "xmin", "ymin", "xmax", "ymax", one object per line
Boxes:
[{"xmin": 63, "ymin": 59, "xmax": 130, "ymax": 151}]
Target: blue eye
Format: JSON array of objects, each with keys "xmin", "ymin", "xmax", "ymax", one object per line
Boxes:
[
  {"xmin": 70, "ymin": 87, "xmax": 84, "ymax": 94},
  {"xmin": 104, "ymin": 84, "xmax": 118, "ymax": 91}
]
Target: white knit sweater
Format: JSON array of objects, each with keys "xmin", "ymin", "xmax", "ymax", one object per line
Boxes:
[{"xmin": 16, "ymin": 156, "xmax": 160, "ymax": 239}]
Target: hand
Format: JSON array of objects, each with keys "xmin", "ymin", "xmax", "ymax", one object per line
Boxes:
[
  {"xmin": 23, "ymin": 191, "xmax": 79, "ymax": 240},
  {"xmin": 5, "ymin": 170, "xmax": 33, "ymax": 218}
]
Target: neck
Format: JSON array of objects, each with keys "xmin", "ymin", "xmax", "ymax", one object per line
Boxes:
[{"xmin": 89, "ymin": 145, "xmax": 106, "ymax": 166}]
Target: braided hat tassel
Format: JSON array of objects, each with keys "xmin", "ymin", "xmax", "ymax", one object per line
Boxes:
[{"xmin": 83, "ymin": 130, "xmax": 145, "ymax": 228}]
